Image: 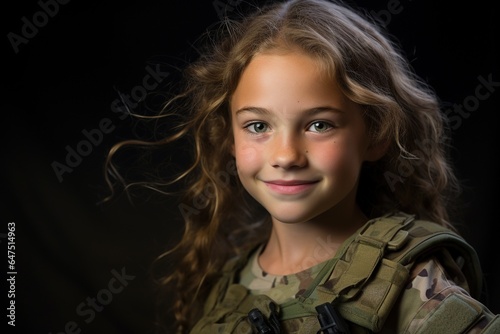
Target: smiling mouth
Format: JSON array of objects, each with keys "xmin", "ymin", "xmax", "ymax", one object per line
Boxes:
[{"xmin": 263, "ymin": 180, "xmax": 319, "ymax": 195}]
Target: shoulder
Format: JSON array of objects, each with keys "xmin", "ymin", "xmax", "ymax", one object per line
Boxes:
[
  {"xmin": 368, "ymin": 212, "xmax": 499, "ymax": 333},
  {"xmin": 363, "ymin": 211, "xmax": 483, "ymax": 297},
  {"xmin": 388, "ymin": 256, "xmax": 499, "ymax": 333},
  {"xmin": 325, "ymin": 211, "xmax": 492, "ymax": 332},
  {"xmin": 202, "ymin": 244, "xmax": 262, "ymax": 314},
  {"xmin": 217, "ymin": 243, "xmax": 263, "ymax": 277}
]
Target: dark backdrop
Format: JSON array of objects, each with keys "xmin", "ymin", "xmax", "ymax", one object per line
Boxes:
[{"xmin": 2, "ymin": 0, "xmax": 499, "ymax": 333}]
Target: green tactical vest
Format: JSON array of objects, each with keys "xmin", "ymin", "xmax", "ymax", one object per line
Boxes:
[{"xmin": 190, "ymin": 212, "xmax": 499, "ymax": 333}]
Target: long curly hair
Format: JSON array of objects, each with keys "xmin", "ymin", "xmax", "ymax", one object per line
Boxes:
[{"xmin": 102, "ymin": 0, "xmax": 461, "ymax": 332}]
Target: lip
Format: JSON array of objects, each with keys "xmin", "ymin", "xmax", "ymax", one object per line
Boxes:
[{"xmin": 263, "ymin": 179, "xmax": 319, "ymax": 195}]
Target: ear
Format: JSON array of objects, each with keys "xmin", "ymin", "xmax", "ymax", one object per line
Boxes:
[{"xmin": 364, "ymin": 139, "xmax": 390, "ymax": 162}]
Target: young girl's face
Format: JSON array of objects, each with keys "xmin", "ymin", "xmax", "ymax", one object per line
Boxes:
[{"xmin": 230, "ymin": 51, "xmax": 380, "ymax": 225}]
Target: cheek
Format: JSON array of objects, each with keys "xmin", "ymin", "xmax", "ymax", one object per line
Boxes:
[
  {"xmin": 314, "ymin": 147, "xmax": 342, "ymax": 173},
  {"xmin": 234, "ymin": 142, "xmax": 261, "ymax": 174},
  {"xmin": 312, "ymin": 140, "xmax": 363, "ymax": 174}
]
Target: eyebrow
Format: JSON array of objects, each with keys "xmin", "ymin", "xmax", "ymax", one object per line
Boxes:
[{"xmin": 234, "ymin": 106, "xmax": 345, "ymax": 116}]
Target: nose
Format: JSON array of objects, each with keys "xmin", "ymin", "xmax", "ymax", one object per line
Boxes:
[{"xmin": 269, "ymin": 132, "xmax": 307, "ymax": 169}]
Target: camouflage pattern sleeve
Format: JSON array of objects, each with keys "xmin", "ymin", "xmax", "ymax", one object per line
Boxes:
[{"xmin": 388, "ymin": 256, "xmax": 498, "ymax": 333}]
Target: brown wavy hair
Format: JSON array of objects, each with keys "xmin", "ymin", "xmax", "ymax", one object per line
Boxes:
[{"xmin": 102, "ymin": 0, "xmax": 462, "ymax": 332}]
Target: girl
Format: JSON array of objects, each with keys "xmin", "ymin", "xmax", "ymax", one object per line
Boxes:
[{"xmin": 103, "ymin": 0, "xmax": 499, "ymax": 333}]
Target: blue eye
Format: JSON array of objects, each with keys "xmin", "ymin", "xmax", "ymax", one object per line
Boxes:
[
  {"xmin": 246, "ymin": 122, "xmax": 269, "ymax": 133},
  {"xmin": 308, "ymin": 121, "xmax": 332, "ymax": 133}
]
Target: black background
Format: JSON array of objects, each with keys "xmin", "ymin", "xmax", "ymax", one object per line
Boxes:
[{"xmin": 2, "ymin": 0, "xmax": 499, "ymax": 333}]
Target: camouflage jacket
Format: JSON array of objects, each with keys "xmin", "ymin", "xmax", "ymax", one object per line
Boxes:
[{"xmin": 190, "ymin": 212, "xmax": 500, "ymax": 333}]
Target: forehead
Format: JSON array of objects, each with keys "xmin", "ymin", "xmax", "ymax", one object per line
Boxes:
[
  {"xmin": 238, "ymin": 51, "xmax": 328, "ymax": 86},
  {"xmin": 230, "ymin": 51, "xmax": 352, "ymax": 114}
]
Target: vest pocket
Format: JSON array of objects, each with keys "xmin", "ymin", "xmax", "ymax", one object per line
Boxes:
[
  {"xmin": 190, "ymin": 284, "xmax": 279, "ymax": 334},
  {"xmin": 335, "ymin": 258, "xmax": 409, "ymax": 332}
]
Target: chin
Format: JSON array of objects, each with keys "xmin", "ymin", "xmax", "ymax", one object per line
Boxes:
[{"xmin": 268, "ymin": 210, "xmax": 317, "ymax": 225}]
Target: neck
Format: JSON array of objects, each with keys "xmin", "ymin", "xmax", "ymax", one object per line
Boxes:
[{"xmin": 258, "ymin": 206, "xmax": 367, "ymax": 275}]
